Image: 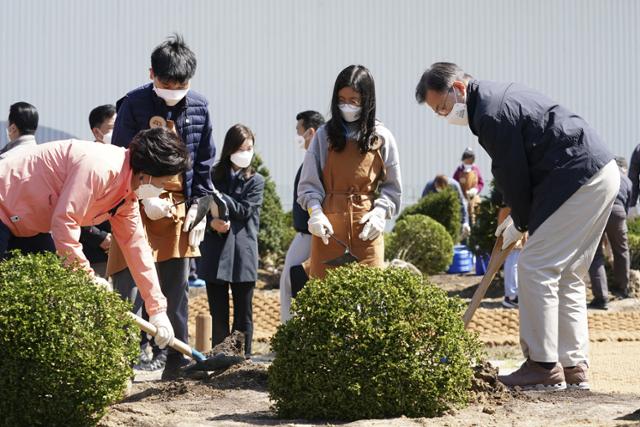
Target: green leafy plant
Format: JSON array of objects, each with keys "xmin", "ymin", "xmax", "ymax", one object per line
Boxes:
[
  {"xmin": 268, "ymin": 264, "xmax": 483, "ymax": 420},
  {"xmin": 628, "ymin": 217, "xmax": 640, "ymax": 236},
  {"xmin": 629, "ymin": 234, "xmax": 640, "ymax": 270},
  {"xmin": 386, "ymin": 214, "xmax": 454, "ymax": 274},
  {"xmin": 398, "ymin": 188, "xmax": 461, "ymax": 243},
  {"xmin": 468, "ymin": 196, "xmax": 499, "ymax": 256},
  {"xmin": 0, "ymin": 252, "xmax": 138, "ymax": 427},
  {"xmin": 253, "ymin": 154, "xmax": 290, "ymax": 267}
]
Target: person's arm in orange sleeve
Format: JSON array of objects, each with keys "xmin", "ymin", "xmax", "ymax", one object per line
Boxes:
[{"xmin": 109, "ymin": 197, "xmax": 167, "ymax": 315}]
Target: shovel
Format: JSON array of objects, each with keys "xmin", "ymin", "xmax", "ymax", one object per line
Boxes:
[
  {"xmin": 128, "ymin": 312, "xmax": 244, "ymax": 372},
  {"xmin": 462, "ymin": 236, "xmax": 515, "ymax": 328},
  {"xmin": 189, "ymin": 190, "xmax": 229, "ymax": 232},
  {"xmin": 323, "ymin": 234, "xmax": 360, "ymax": 266}
]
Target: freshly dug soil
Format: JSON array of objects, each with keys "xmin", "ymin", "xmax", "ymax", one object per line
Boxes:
[
  {"xmin": 205, "ymin": 362, "xmax": 269, "ymax": 391},
  {"xmin": 204, "ymin": 330, "xmax": 245, "ymax": 357}
]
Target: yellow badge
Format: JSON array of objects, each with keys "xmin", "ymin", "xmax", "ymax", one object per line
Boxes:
[{"xmin": 149, "ymin": 116, "xmax": 167, "ymax": 129}]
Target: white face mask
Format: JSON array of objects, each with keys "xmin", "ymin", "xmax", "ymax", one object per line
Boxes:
[
  {"xmin": 135, "ymin": 176, "xmax": 165, "ymax": 200},
  {"xmin": 230, "ymin": 149, "xmax": 254, "ymax": 168},
  {"xmin": 153, "ymin": 86, "xmax": 189, "ymax": 106},
  {"xmin": 463, "ymin": 163, "xmax": 473, "ymax": 172},
  {"xmin": 446, "ymin": 89, "xmax": 468, "ymax": 126},
  {"xmin": 5, "ymin": 127, "xmax": 10, "ymax": 142},
  {"xmin": 295, "ymin": 135, "xmax": 306, "ymax": 150},
  {"xmin": 339, "ymin": 103, "xmax": 362, "ymax": 123},
  {"xmin": 101, "ymin": 130, "xmax": 113, "ymax": 144}
]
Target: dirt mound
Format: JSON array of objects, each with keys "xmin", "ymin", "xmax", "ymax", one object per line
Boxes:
[
  {"xmin": 121, "ymin": 380, "xmax": 224, "ymax": 404},
  {"xmin": 468, "ymin": 361, "xmax": 521, "ymax": 406},
  {"xmin": 205, "ymin": 362, "xmax": 269, "ymax": 391},
  {"xmin": 204, "ymin": 330, "xmax": 245, "ymax": 357}
]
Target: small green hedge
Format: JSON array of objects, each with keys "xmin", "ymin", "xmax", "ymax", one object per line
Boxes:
[
  {"xmin": 398, "ymin": 188, "xmax": 461, "ymax": 243},
  {"xmin": 268, "ymin": 264, "xmax": 482, "ymax": 420},
  {"xmin": 386, "ymin": 214, "xmax": 454, "ymax": 274},
  {"xmin": 468, "ymin": 196, "xmax": 499, "ymax": 256},
  {"xmin": 0, "ymin": 252, "xmax": 138, "ymax": 427}
]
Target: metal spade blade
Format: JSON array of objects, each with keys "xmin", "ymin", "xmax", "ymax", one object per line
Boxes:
[
  {"xmin": 323, "ymin": 235, "xmax": 360, "ymax": 266},
  {"xmin": 186, "ymin": 352, "xmax": 245, "ymax": 372}
]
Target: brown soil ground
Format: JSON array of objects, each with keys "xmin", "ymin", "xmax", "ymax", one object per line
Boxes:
[{"xmin": 99, "ymin": 271, "xmax": 640, "ymax": 427}]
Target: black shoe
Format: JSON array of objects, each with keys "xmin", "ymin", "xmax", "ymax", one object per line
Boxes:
[
  {"xmin": 611, "ymin": 289, "xmax": 630, "ymax": 300},
  {"xmin": 587, "ymin": 298, "xmax": 608, "ymax": 310},
  {"xmin": 502, "ymin": 296, "xmax": 518, "ymax": 309},
  {"xmin": 161, "ymin": 360, "xmax": 208, "ymax": 381}
]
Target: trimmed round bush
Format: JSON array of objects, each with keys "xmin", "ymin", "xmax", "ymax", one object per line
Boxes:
[
  {"xmin": 468, "ymin": 196, "xmax": 498, "ymax": 255},
  {"xmin": 0, "ymin": 252, "xmax": 138, "ymax": 426},
  {"xmin": 268, "ymin": 264, "xmax": 483, "ymax": 420},
  {"xmin": 386, "ymin": 214, "xmax": 454, "ymax": 274},
  {"xmin": 398, "ymin": 187, "xmax": 461, "ymax": 243}
]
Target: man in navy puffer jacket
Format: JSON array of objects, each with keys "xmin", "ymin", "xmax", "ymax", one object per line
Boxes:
[{"xmin": 109, "ymin": 34, "xmax": 216, "ymax": 380}]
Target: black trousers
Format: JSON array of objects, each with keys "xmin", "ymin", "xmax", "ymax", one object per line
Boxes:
[
  {"xmin": 0, "ymin": 220, "xmax": 55, "ymax": 258},
  {"xmin": 206, "ymin": 280, "xmax": 255, "ymax": 356},
  {"xmin": 113, "ymin": 257, "xmax": 190, "ymax": 368}
]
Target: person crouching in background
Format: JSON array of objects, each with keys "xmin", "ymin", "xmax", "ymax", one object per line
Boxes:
[{"xmin": 199, "ymin": 124, "xmax": 265, "ymax": 357}]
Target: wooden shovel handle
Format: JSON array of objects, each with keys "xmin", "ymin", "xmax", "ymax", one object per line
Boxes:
[
  {"xmin": 127, "ymin": 312, "xmax": 195, "ymax": 359},
  {"xmin": 462, "ymin": 236, "xmax": 515, "ymax": 328}
]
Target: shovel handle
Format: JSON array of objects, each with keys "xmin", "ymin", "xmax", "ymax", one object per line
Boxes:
[
  {"xmin": 462, "ymin": 237, "xmax": 515, "ymax": 328},
  {"xmin": 127, "ymin": 312, "xmax": 206, "ymax": 362}
]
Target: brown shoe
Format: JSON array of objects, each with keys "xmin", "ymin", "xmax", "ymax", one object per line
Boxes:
[
  {"xmin": 498, "ymin": 359, "xmax": 566, "ymax": 391},
  {"xmin": 564, "ymin": 362, "xmax": 589, "ymax": 390}
]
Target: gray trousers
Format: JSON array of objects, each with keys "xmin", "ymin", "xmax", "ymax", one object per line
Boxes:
[
  {"xmin": 113, "ymin": 257, "xmax": 190, "ymax": 368},
  {"xmin": 588, "ymin": 204, "xmax": 630, "ymax": 301}
]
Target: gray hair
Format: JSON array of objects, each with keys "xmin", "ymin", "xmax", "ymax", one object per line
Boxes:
[{"xmin": 415, "ymin": 62, "xmax": 472, "ymax": 103}]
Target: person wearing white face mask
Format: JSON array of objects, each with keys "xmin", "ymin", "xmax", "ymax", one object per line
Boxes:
[
  {"xmin": 78, "ymin": 104, "xmax": 118, "ymax": 278},
  {"xmin": 0, "ymin": 127, "xmax": 191, "ymax": 355},
  {"xmin": 416, "ymin": 62, "xmax": 618, "ymax": 391},
  {"xmin": 109, "ymin": 34, "xmax": 216, "ymax": 379},
  {"xmin": 198, "ymin": 124, "xmax": 265, "ymax": 357},
  {"xmin": 279, "ymin": 111, "xmax": 325, "ymax": 323},
  {"xmin": 0, "ymin": 102, "xmax": 38, "ymax": 160},
  {"xmin": 452, "ymin": 147, "xmax": 484, "ymax": 224},
  {"xmin": 298, "ymin": 65, "xmax": 402, "ymax": 280}
]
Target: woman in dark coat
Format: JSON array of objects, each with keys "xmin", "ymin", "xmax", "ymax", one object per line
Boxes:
[{"xmin": 198, "ymin": 124, "xmax": 264, "ymax": 356}]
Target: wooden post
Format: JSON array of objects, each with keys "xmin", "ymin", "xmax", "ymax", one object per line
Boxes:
[{"xmin": 195, "ymin": 314, "xmax": 212, "ymax": 353}]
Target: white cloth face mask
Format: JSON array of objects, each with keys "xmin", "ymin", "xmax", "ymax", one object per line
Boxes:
[
  {"xmin": 135, "ymin": 176, "xmax": 165, "ymax": 199},
  {"xmin": 102, "ymin": 130, "xmax": 113, "ymax": 144},
  {"xmin": 446, "ymin": 89, "xmax": 468, "ymax": 126},
  {"xmin": 153, "ymin": 87, "xmax": 189, "ymax": 106},
  {"xmin": 230, "ymin": 149, "xmax": 254, "ymax": 168},
  {"xmin": 339, "ymin": 103, "xmax": 362, "ymax": 122}
]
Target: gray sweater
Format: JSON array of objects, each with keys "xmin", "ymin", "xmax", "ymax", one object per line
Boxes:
[{"xmin": 297, "ymin": 122, "xmax": 402, "ymax": 218}]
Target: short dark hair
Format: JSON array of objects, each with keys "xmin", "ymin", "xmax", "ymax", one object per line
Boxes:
[
  {"xmin": 415, "ymin": 62, "xmax": 473, "ymax": 103},
  {"xmin": 296, "ymin": 110, "xmax": 325, "ymax": 131},
  {"xmin": 151, "ymin": 34, "xmax": 197, "ymax": 83},
  {"xmin": 434, "ymin": 174, "xmax": 449, "ymax": 191},
  {"xmin": 8, "ymin": 102, "xmax": 39, "ymax": 135},
  {"xmin": 88, "ymin": 104, "xmax": 116, "ymax": 130},
  {"xmin": 129, "ymin": 127, "xmax": 191, "ymax": 176}
]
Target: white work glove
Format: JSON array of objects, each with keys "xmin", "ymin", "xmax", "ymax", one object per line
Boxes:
[
  {"xmin": 359, "ymin": 207, "xmax": 386, "ymax": 241},
  {"xmin": 467, "ymin": 187, "xmax": 478, "ymax": 198},
  {"xmin": 93, "ymin": 276, "xmax": 113, "ymax": 292},
  {"xmin": 629, "ymin": 206, "xmax": 639, "ymax": 220},
  {"xmin": 141, "ymin": 197, "xmax": 173, "ymax": 221},
  {"xmin": 149, "ymin": 312, "xmax": 174, "ymax": 350},
  {"xmin": 494, "ymin": 215, "xmax": 524, "ymax": 250},
  {"xmin": 461, "ymin": 222, "xmax": 471, "ymax": 238},
  {"xmin": 308, "ymin": 205, "xmax": 333, "ymax": 245},
  {"xmin": 183, "ymin": 203, "xmax": 206, "ymax": 248}
]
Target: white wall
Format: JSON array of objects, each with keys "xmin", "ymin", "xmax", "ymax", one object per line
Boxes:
[{"xmin": 1, "ymin": 0, "xmax": 638, "ymax": 209}]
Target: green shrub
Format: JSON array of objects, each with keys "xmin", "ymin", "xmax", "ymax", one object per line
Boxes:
[
  {"xmin": 468, "ymin": 196, "xmax": 498, "ymax": 256},
  {"xmin": 386, "ymin": 214, "xmax": 454, "ymax": 274},
  {"xmin": 629, "ymin": 234, "xmax": 640, "ymax": 270},
  {"xmin": 268, "ymin": 264, "xmax": 483, "ymax": 420},
  {"xmin": 253, "ymin": 154, "xmax": 290, "ymax": 267},
  {"xmin": 628, "ymin": 217, "xmax": 640, "ymax": 236},
  {"xmin": 0, "ymin": 252, "xmax": 138, "ymax": 427},
  {"xmin": 398, "ymin": 188, "xmax": 461, "ymax": 243}
]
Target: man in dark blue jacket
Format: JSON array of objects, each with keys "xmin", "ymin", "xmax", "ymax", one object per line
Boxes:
[
  {"xmin": 279, "ymin": 110, "xmax": 325, "ymax": 322},
  {"xmin": 109, "ymin": 34, "xmax": 215, "ymax": 379},
  {"xmin": 416, "ymin": 62, "xmax": 619, "ymax": 391}
]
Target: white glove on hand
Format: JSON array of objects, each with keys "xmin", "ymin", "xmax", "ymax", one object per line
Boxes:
[
  {"xmin": 142, "ymin": 197, "xmax": 173, "ymax": 221},
  {"xmin": 461, "ymin": 222, "xmax": 471, "ymax": 238},
  {"xmin": 494, "ymin": 215, "xmax": 524, "ymax": 250},
  {"xmin": 466, "ymin": 187, "xmax": 478, "ymax": 198},
  {"xmin": 183, "ymin": 203, "xmax": 206, "ymax": 248},
  {"xmin": 93, "ymin": 276, "xmax": 113, "ymax": 292},
  {"xmin": 149, "ymin": 312, "xmax": 174, "ymax": 350},
  {"xmin": 359, "ymin": 207, "xmax": 386, "ymax": 241},
  {"xmin": 308, "ymin": 205, "xmax": 333, "ymax": 245}
]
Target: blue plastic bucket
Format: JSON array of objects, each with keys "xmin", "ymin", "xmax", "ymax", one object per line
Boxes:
[
  {"xmin": 447, "ymin": 245, "xmax": 474, "ymax": 274},
  {"xmin": 475, "ymin": 253, "xmax": 490, "ymax": 275}
]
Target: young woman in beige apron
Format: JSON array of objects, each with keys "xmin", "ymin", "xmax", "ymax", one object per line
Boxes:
[{"xmin": 297, "ymin": 65, "xmax": 402, "ymax": 279}]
